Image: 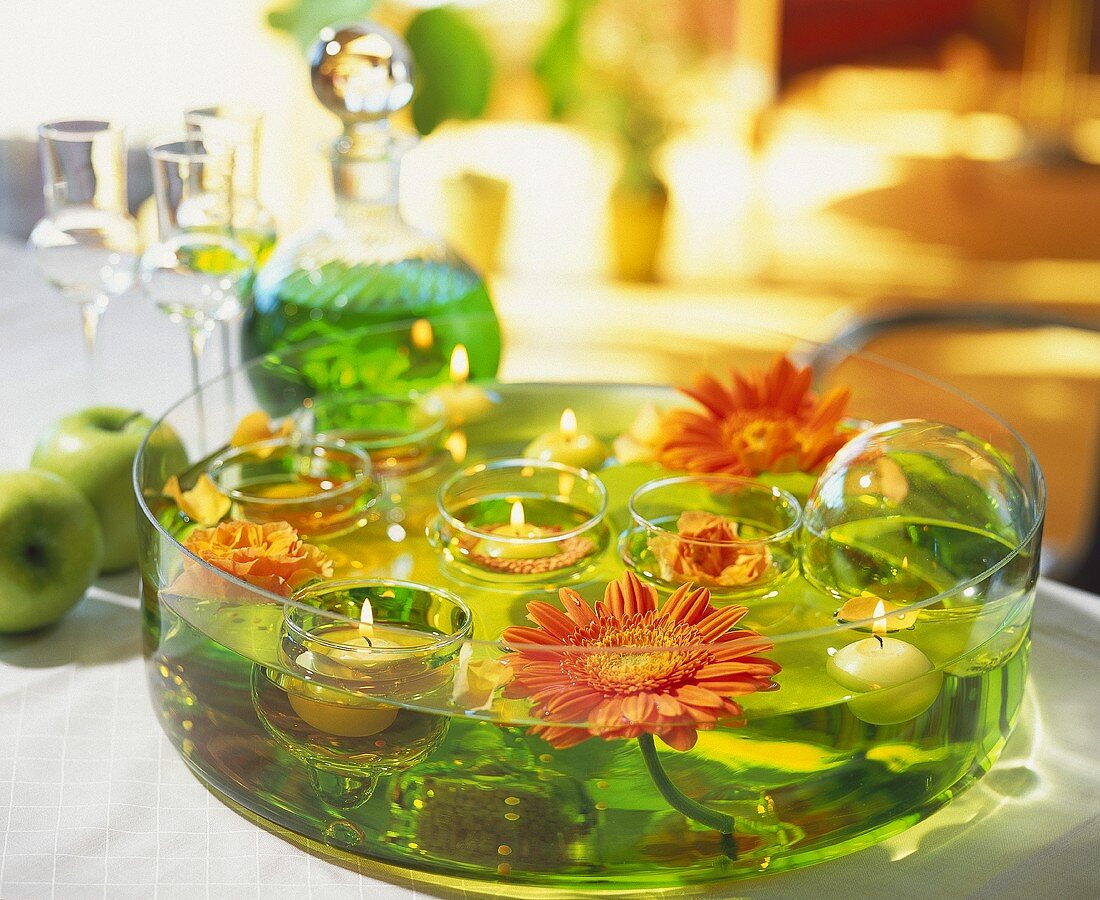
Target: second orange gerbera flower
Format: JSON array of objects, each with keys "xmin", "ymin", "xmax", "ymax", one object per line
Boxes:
[
  {"xmin": 502, "ymin": 571, "xmax": 779, "ymax": 751},
  {"xmin": 658, "ymin": 355, "xmax": 852, "ymax": 477}
]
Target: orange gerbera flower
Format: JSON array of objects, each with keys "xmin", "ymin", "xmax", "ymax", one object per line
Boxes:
[
  {"xmin": 502, "ymin": 571, "xmax": 779, "ymax": 751},
  {"xmin": 170, "ymin": 520, "xmax": 332, "ymax": 600},
  {"xmin": 658, "ymin": 356, "xmax": 852, "ymax": 477}
]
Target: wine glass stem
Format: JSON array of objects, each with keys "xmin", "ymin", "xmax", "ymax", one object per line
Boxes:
[
  {"xmin": 219, "ymin": 321, "xmax": 237, "ymax": 412},
  {"xmin": 79, "ymin": 300, "xmax": 102, "ymax": 402},
  {"xmin": 189, "ymin": 323, "xmax": 212, "ymax": 448}
]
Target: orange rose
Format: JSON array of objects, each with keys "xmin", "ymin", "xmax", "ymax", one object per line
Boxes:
[
  {"xmin": 649, "ymin": 511, "xmax": 771, "ymax": 588},
  {"xmin": 169, "ymin": 520, "xmax": 332, "ymax": 600}
]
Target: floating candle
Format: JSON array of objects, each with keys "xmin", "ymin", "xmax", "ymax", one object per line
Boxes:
[
  {"xmin": 471, "ymin": 500, "xmax": 559, "ymax": 560},
  {"xmin": 431, "ymin": 344, "xmax": 493, "ymax": 425},
  {"xmin": 826, "ymin": 600, "xmax": 943, "ymax": 725},
  {"xmin": 524, "ymin": 408, "xmax": 610, "ymax": 470},
  {"xmin": 287, "ymin": 597, "xmax": 402, "ymax": 737}
]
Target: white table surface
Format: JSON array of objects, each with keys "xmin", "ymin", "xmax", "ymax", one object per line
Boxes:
[{"xmin": 2, "ymin": 239, "xmax": 1099, "ymax": 899}]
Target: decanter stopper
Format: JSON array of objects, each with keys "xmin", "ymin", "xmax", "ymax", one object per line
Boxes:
[{"xmin": 309, "ymin": 22, "xmax": 415, "ymax": 129}]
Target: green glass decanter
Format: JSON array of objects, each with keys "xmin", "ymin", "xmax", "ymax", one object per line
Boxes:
[{"xmin": 242, "ymin": 21, "xmax": 501, "ymax": 400}]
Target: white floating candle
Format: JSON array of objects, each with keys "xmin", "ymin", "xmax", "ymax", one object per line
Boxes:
[
  {"xmin": 432, "ymin": 344, "xmax": 493, "ymax": 425},
  {"xmin": 524, "ymin": 408, "xmax": 609, "ymax": 470},
  {"xmin": 826, "ymin": 599, "xmax": 943, "ymax": 725}
]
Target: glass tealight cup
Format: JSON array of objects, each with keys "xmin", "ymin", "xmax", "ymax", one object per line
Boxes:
[
  {"xmin": 620, "ymin": 475, "xmax": 802, "ymax": 598},
  {"xmin": 207, "ymin": 437, "xmax": 377, "ymax": 539},
  {"xmin": 303, "ymin": 392, "xmax": 449, "ymax": 480},
  {"xmin": 430, "ymin": 458, "xmax": 610, "ymax": 583},
  {"xmin": 251, "ymin": 579, "xmax": 472, "ymax": 783}
]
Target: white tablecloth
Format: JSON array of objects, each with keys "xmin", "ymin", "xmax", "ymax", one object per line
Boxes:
[{"xmin": 2, "ymin": 240, "xmax": 1099, "ymax": 899}]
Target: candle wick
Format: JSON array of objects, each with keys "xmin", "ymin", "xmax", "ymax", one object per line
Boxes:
[
  {"xmin": 874, "ymin": 634, "xmax": 884, "ymax": 648},
  {"xmin": 363, "ymin": 636, "xmax": 373, "ymax": 648}
]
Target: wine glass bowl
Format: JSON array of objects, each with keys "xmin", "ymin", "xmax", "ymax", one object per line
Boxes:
[
  {"xmin": 28, "ymin": 119, "xmax": 139, "ymax": 390},
  {"xmin": 139, "ymin": 231, "xmax": 250, "ymax": 325}
]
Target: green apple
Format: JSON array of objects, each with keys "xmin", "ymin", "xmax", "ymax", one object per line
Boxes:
[
  {"xmin": 0, "ymin": 470, "xmax": 104, "ymax": 633},
  {"xmin": 31, "ymin": 407, "xmax": 188, "ymax": 572}
]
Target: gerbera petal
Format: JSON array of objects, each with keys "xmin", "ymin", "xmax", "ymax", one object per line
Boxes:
[
  {"xmin": 558, "ymin": 588, "xmax": 597, "ymax": 626},
  {"xmin": 675, "ymin": 684, "xmax": 726, "ymax": 709},
  {"xmin": 590, "ymin": 696, "xmax": 627, "ymax": 729},
  {"xmin": 501, "ymin": 626, "xmax": 567, "ymax": 647},
  {"xmin": 695, "ymin": 606, "xmax": 751, "ymax": 642},
  {"xmin": 681, "ymin": 373, "xmax": 737, "ymax": 419},
  {"xmin": 526, "ymin": 601, "xmax": 580, "ymax": 639},
  {"xmin": 662, "ymin": 584, "xmax": 713, "ymax": 626},
  {"xmin": 544, "ymin": 688, "xmax": 602, "ymax": 720},
  {"xmin": 653, "ymin": 693, "xmax": 686, "ymax": 719},
  {"xmin": 659, "ymin": 725, "xmax": 699, "ymax": 751},
  {"xmin": 531, "ymin": 724, "xmax": 591, "ymax": 749}
]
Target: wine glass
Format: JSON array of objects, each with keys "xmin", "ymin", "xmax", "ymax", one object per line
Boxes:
[
  {"xmin": 139, "ymin": 139, "xmax": 252, "ymax": 439},
  {"xmin": 183, "ymin": 106, "xmax": 277, "ymax": 392},
  {"xmin": 183, "ymin": 105, "xmax": 276, "ymax": 263},
  {"xmin": 28, "ymin": 120, "xmax": 139, "ymax": 396}
]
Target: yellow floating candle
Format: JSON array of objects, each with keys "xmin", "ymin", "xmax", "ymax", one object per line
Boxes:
[
  {"xmin": 826, "ymin": 600, "xmax": 943, "ymax": 725},
  {"xmin": 432, "ymin": 344, "xmax": 493, "ymax": 425},
  {"xmin": 287, "ymin": 597, "xmax": 402, "ymax": 737},
  {"xmin": 471, "ymin": 500, "xmax": 559, "ymax": 560},
  {"xmin": 524, "ymin": 408, "xmax": 609, "ymax": 470}
]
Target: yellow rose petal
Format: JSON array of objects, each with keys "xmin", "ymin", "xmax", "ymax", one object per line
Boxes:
[
  {"xmin": 165, "ymin": 473, "xmax": 231, "ymax": 526},
  {"xmin": 230, "ymin": 410, "xmax": 294, "ymax": 450}
]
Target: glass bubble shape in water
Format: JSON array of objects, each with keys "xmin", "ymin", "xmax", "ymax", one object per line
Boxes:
[
  {"xmin": 29, "ymin": 207, "xmax": 139, "ymax": 303},
  {"xmin": 801, "ymin": 418, "xmax": 1032, "ymax": 605},
  {"xmin": 140, "ymin": 232, "xmax": 252, "ymax": 323}
]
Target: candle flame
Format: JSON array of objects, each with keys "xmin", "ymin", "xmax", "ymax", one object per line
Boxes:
[
  {"xmin": 359, "ymin": 596, "xmax": 375, "ymax": 640},
  {"xmin": 510, "ymin": 500, "xmax": 525, "ymax": 528},
  {"xmin": 444, "ymin": 429, "xmax": 467, "ymax": 463},
  {"xmin": 450, "ymin": 344, "xmax": 470, "ymax": 385},
  {"xmin": 871, "ymin": 599, "xmax": 887, "ymax": 640},
  {"xmin": 560, "ymin": 407, "xmax": 577, "ymax": 438},
  {"xmin": 411, "ymin": 318, "xmax": 433, "ymax": 350}
]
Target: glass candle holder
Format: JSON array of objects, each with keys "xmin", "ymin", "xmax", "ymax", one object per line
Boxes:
[
  {"xmin": 431, "ymin": 458, "xmax": 610, "ymax": 583},
  {"xmin": 620, "ymin": 475, "xmax": 802, "ymax": 598},
  {"xmin": 302, "ymin": 393, "xmax": 449, "ymax": 480},
  {"xmin": 207, "ymin": 437, "xmax": 377, "ymax": 539},
  {"xmin": 252, "ymin": 579, "xmax": 472, "ymax": 784}
]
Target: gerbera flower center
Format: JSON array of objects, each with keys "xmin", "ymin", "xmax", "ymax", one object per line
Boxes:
[
  {"xmin": 721, "ymin": 412, "xmax": 794, "ymax": 450},
  {"xmin": 565, "ymin": 614, "xmax": 708, "ymax": 696}
]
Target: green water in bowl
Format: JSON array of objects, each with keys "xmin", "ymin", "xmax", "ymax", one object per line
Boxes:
[{"xmin": 143, "ymin": 385, "xmax": 1035, "ymax": 891}]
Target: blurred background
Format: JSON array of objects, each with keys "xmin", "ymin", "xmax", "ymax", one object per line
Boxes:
[{"xmin": 1, "ymin": 0, "xmax": 1099, "ymax": 587}]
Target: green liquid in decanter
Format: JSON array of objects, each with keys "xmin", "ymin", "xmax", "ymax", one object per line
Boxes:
[{"xmin": 243, "ymin": 254, "xmax": 500, "ymax": 403}]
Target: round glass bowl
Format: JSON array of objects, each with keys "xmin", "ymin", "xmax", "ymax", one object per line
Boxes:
[
  {"xmin": 207, "ymin": 437, "xmax": 378, "ymax": 539},
  {"xmin": 135, "ymin": 323, "xmax": 1046, "ymax": 894},
  {"xmin": 621, "ymin": 475, "xmax": 801, "ymax": 598},
  {"xmin": 252, "ymin": 578, "xmax": 471, "ymax": 789},
  {"xmin": 802, "ymin": 419, "xmax": 1035, "ymax": 606},
  {"xmin": 301, "ymin": 393, "xmax": 448, "ymax": 479},
  {"xmin": 430, "ymin": 458, "xmax": 610, "ymax": 583}
]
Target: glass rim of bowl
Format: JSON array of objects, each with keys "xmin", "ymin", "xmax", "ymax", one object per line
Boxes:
[
  {"xmin": 437, "ymin": 457, "xmax": 609, "ymax": 548},
  {"xmin": 309, "ymin": 392, "xmax": 448, "ymax": 453},
  {"xmin": 628, "ymin": 474, "xmax": 803, "ymax": 547},
  {"xmin": 135, "ymin": 316, "xmax": 1047, "ymax": 648},
  {"xmin": 286, "ymin": 577, "xmax": 474, "ymax": 653},
  {"xmin": 206, "ymin": 436, "xmax": 373, "ymax": 507}
]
